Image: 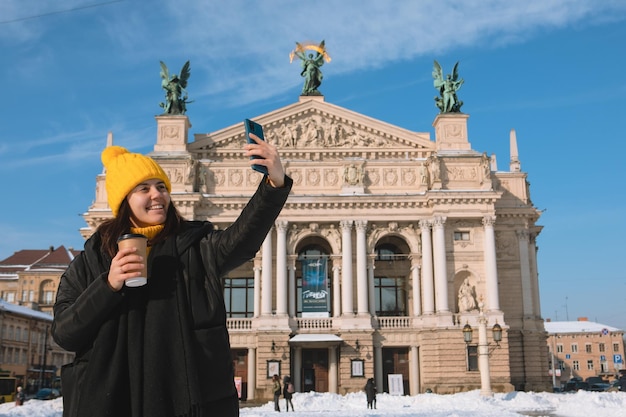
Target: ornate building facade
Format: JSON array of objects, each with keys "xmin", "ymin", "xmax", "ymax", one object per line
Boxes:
[{"xmin": 81, "ymin": 95, "xmax": 551, "ymax": 400}]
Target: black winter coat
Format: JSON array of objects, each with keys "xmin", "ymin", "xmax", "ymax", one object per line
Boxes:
[{"xmin": 52, "ymin": 177, "xmax": 292, "ymax": 417}]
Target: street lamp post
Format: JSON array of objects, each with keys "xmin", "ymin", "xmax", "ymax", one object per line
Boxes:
[{"xmin": 463, "ymin": 303, "xmax": 502, "ymax": 397}]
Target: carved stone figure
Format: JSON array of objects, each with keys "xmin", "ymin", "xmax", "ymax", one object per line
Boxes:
[
  {"xmin": 343, "ymin": 164, "xmax": 364, "ymax": 186},
  {"xmin": 458, "ymin": 277, "xmax": 478, "ymax": 312},
  {"xmin": 420, "ymin": 164, "xmax": 430, "ymax": 186},
  {"xmin": 433, "ymin": 60, "xmax": 464, "ymax": 113}
]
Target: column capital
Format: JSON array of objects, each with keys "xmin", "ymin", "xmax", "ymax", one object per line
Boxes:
[
  {"xmin": 340, "ymin": 219, "xmax": 354, "ymax": 230},
  {"xmin": 418, "ymin": 219, "xmax": 431, "ymax": 230},
  {"xmin": 275, "ymin": 220, "xmax": 289, "ymax": 232},
  {"xmin": 482, "ymin": 215, "xmax": 496, "ymax": 227},
  {"xmin": 516, "ymin": 229, "xmax": 530, "ymax": 241},
  {"xmin": 432, "ymin": 216, "xmax": 447, "ymax": 227},
  {"xmin": 355, "ymin": 219, "xmax": 368, "ymax": 231}
]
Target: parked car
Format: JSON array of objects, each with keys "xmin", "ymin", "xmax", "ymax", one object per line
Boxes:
[
  {"xmin": 588, "ymin": 382, "xmax": 611, "ymax": 392},
  {"xmin": 34, "ymin": 388, "xmax": 61, "ymax": 400},
  {"xmin": 585, "ymin": 376, "xmax": 606, "ymax": 385},
  {"xmin": 564, "ymin": 379, "xmax": 589, "ymax": 392},
  {"xmin": 607, "ymin": 380, "xmax": 622, "ymax": 392}
]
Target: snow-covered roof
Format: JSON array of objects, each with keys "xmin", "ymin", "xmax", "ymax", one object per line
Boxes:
[
  {"xmin": 544, "ymin": 320, "xmax": 622, "ymax": 334},
  {"xmin": 0, "ymin": 299, "xmax": 53, "ymax": 322}
]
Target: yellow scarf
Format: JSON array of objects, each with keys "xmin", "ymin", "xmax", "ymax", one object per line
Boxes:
[{"xmin": 130, "ymin": 224, "xmax": 164, "ymax": 256}]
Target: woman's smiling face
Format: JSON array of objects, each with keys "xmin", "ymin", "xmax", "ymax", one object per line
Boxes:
[{"xmin": 126, "ymin": 178, "xmax": 171, "ymax": 227}]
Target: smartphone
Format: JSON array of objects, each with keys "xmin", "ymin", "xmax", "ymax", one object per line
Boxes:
[{"xmin": 244, "ymin": 118, "xmax": 268, "ymax": 175}]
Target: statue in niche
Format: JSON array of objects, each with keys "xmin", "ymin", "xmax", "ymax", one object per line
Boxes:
[
  {"xmin": 159, "ymin": 60, "xmax": 191, "ymax": 115},
  {"xmin": 458, "ymin": 277, "xmax": 478, "ymax": 312},
  {"xmin": 432, "ymin": 60, "xmax": 464, "ymax": 113},
  {"xmin": 197, "ymin": 165, "xmax": 210, "ymax": 194},
  {"xmin": 428, "ymin": 156, "xmax": 441, "ymax": 181},
  {"xmin": 420, "ymin": 164, "xmax": 430, "ymax": 186}
]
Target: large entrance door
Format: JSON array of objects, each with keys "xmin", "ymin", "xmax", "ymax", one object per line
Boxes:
[
  {"xmin": 301, "ymin": 348, "xmax": 329, "ymax": 392},
  {"xmin": 231, "ymin": 349, "xmax": 248, "ymax": 400},
  {"xmin": 382, "ymin": 347, "xmax": 409, "ymax": 394}
]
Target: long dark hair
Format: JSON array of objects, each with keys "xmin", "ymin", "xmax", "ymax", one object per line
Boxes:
[{"xmin": 98, "ymin": 199, "xmax": 185, "ymax": 258}]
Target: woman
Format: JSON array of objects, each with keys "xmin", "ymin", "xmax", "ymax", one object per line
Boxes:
[
  {"xmin": 52, "ymin": 132, "xmax": 292, "ymax": 417},
  {"xmin": 282, "ymin": 375, "xmax": 294, "ymax": 412},
  {"xmin": 272, "ymin": 374, "xmax": 281, "ymax": 412},
  {"xmin": 364, "ymin": 378, "xmax": 377, "ymax": 409}
]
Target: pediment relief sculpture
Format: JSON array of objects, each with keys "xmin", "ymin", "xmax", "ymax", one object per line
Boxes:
[{"xmin": 197, "ymin": 112, "xmax": 431, "ymax": 154}]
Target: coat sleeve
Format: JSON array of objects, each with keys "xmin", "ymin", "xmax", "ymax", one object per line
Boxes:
[
  {"xmin": 52, "ymin": 244, "xmax": 126, "ymax": 352},
  {"xmin": 202, "ymin": 175, "xmax": 292, "ymax": 276}
]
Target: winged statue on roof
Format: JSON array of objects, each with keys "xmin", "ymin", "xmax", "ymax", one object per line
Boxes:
[
  {"xmin": 159, "ymin": 60, "xmax": 192, "ymax": 115},
  {"xmin": 290, "ymin": 40, "xmax": 331, "ymax": 96},
  {"xmin": 432, "ymin": 60, "xmax": 464, "ymax": 113}
]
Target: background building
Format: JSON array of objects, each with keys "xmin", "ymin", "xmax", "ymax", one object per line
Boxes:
[
  {"xmin": 0, "ymin": 247, "xmax": 77, "ymax": 392},
  {"xmin": 78, "ymin": 92, "xmax": 551, "ymax": 400},
  {"xmin": 545, "ymin": 318, "xmax": 625, "ymax": 388}
]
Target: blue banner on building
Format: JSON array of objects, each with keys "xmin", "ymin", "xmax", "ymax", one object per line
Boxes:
[{"xmin": 301, "ymin": 258, "xmax": 329, "ymax": 317}]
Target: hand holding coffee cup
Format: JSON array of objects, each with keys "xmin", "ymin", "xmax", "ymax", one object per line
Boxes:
[{"xmin": 115, "ymin": 234, "xmax": 148, "ymax": 287}]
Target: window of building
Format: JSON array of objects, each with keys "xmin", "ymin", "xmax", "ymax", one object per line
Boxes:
[
  {"xmin": 573, "ymin": 360, "xmax": 580, "ymax": 371},
  {"xmin": 557, "ymin": 344, "xmax": 563, "ymax": 353},
  {"xmin": 571, "ymin": 344, "xmax": 578, "ymax": 353},
  {"xmin": 599, "ymin": 343, "xmax": 605, "ymax": 352},
  {"xmin": 454, "ymin": 231, "xmax": 470, "ymax": 241},
  {"xmin": 558, "ymin": 360, "xmax": 565, "ymax": 370},
  {"xmin": 585, "ymin": 344, "xmax": 592, "ymax": 353},
  {"xmin": 43, "ymin": 290, "xmax": 55, "ymax": 304},
  {"xmin": 29, "ymin": 290, "xmax": 35, "ymax": 302},
  {"xmin": 297, "ymin": 244, "xmax": 331, "ymax": 317},
  {"xmin": 467, "ymin": 345, "xmax": 478, "ymax": 371},
  {"xmin": 614, "ymin": 343, "xmax": 620, "ymax": 352},
  {"xmin": 587, "ymin": 360, "xmax": 594, "ymax": 370},
  {"xmin": 224, "ymin": 277, "xmax": 254, "ymax": 318},
  {"xmin": 374, "ymin": 243, "xmax": 408, "ymax": 316},
  {"xmin": 21, "ymin": 290, "xmax": 28, "ymax": 302}
]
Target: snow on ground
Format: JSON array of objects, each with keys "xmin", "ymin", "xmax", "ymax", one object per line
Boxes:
[{"xmin": 1, "ymin": 390, "xmax": 626, "ymax": 417}]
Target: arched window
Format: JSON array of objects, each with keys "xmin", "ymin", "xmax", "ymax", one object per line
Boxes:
[
  {"xmin": 374, "ymin": 242, "xmax": 409, "ymax": 316},
  {"xmin": 297, "ymin": 244, "xmax": 331, "ymax": 317}
]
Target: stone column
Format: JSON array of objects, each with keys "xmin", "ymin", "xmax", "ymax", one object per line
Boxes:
[
  {"xmin": 432, "ymin": 216, "xmax": 449, "ymax": 313},
  {"xmin": 261, "ymin": 231, "xmax": 273, "ymax": 315},
  {"xmin": 288, "ymin": 256, "xmax": 297, "ymax": 317},
  {"xmin": 329, "ymin": 346, "xmax": 338, "ymax": 393},
  {"xmin": 253, "ymin": 265, "xmax": 261, "ymax": 317},
  {"xmin": 410, "ymin": 345, "xmax": 419, "ymax": 395},
  {"xmin": 276, "ymin": 221, "xmax": 288, "ymax": 316},
  {"xmin": 293, "ymin": 346, "xmax": 302, "ymax": 392},
  {"xmin": 419, "ymin": 220, "xmax": 435, "ymax": 315},
  {"xmin": 411, "ymin": 259, "xmax": 422, "ymax": 316},
  {"xmin": 529, "ymin": 232, "xmax": 542, "ymax": 317},
  {"xmin": 374, "ymin": 344, "xmax": 383, "ymax": 390},
  {"xmin": 368, "ymin": 255, "xmax": 376, "ymax": 315},
  {"xmin": 247, "ymin": 347, "xmax": 256, "ymax": 400},
  {"xmin": 332, "ymin": 259, "xmax": 341, "ymax": 317},
  {"xmin": 340, "ymin": 220, "xmax": 354, "ymax": 315},
  {"xmin": 516, "ymin": 229, "xmax": 533, "ymax": 316},
  {"xmin": 482, "ymin": 216, "xmax": 500, "ymax": 311},
  {"xmin": 355, "ymin": 220, "xmax": 369, "ymax": 315}
]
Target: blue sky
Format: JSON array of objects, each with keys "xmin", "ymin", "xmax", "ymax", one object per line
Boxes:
[{"xmin": 1, "ymin": 1, "xmax": 625, "ymax": 330}]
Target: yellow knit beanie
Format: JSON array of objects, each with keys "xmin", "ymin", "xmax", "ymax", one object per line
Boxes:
[{"xmin": 101, "ymin": 146, "xmax": 171, "ymax": 216}]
